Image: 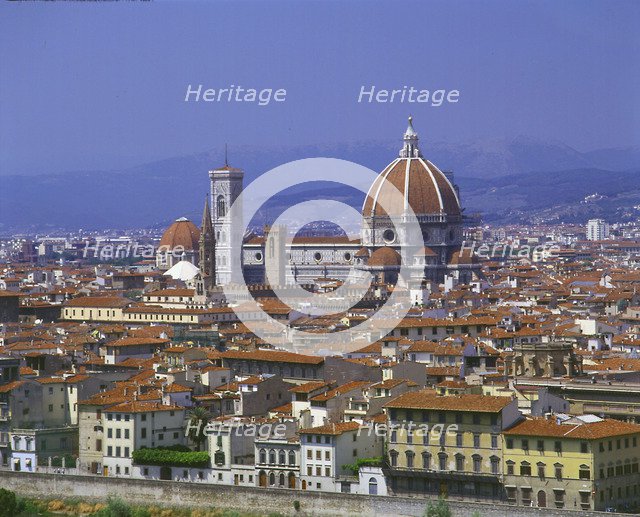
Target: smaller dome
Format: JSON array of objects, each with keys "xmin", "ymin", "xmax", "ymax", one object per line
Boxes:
[
  {"xmin": 354, "ymin": 247, "xmax": 370, "ymax": 258},
  {"xmin": 449, "ymin": 248, "xmax": 475, "ymax": 265},
  {"xmin": 164, "ymin": 260, "xmax": 199, "ymax": 281},
  {"xmin": 368, "ymin": 247, "xmax": 401, "ymax": 267},
  {"xmin": 159, "ymin": 218, "xmax": 200, "ymax": 251},
  {"xmin": 414, "ymin": 246, "xmax": 437, "ymax": 257}
]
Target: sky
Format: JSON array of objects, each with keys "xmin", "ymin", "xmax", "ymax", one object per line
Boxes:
[{"xmin": 1, "ymin": 0, "xmax": 639, "ymax": 176}]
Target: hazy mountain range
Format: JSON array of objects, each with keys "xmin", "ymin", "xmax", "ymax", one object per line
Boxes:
[{"xmin": 1, "ymin": 137, "xmax": 639, "ymax": 232}]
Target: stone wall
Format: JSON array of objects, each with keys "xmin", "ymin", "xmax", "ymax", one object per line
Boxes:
[{"xmin": 0, "ymin": 470, "xmax": 627, "ymax": 517}]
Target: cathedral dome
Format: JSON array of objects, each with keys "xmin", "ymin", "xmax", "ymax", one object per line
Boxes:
[
  {"xmin": 159, "ymin": 217, "xmax": 200, "ymax": 251},
  {"xmin": 362, "ymin": 117, "xmax": 461, "ymax": 218},
  {"xmin": 368, "ymin": 246, "xmax": 401, "ymax": 267}
]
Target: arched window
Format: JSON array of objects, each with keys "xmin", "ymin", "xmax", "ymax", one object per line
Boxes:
[
  {"xmin": 279, "ymin": 450, "xmax": 286, "ymax": 465},
  {"xmin": 259, "ymin": 449, "xmax": 266, "ymax": 464},
  {"xmin": 288, "ymin": 451, "xmax": 296, "ymax": 466},
  {"xmin": 368, "ymin": 477, "xmax": 378, "ymax": 495},
  {"xmin": 279, "ymin": 473, "xmax": 285, "ymax": 487},
  {"xmin": 217, "ymin": 196, "xmax": 226, "ymax": 218},
  {"xmin": 269, "ymin": 449, "xmax": 276, "ymax": 464},
  {"xmin": 389, "ymin": 450, "xmax": 398, "ymax": 467},
  {"xmin": 269, "ymin": 472, "xmax": 275, "ymax": 486},
  {"xmin": 405, "ymin": 450, "xmax": 415, "ymax": 468},
  {"xmin": 422, "ymin": 451, "xmax": 431, "ymax": 469}
]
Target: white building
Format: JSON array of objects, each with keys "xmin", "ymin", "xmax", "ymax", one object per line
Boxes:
[
  {"xmin": 587, "ymin": 219, "xmax": 610, "ymax": 241},
  {"xmin": 299, "ymin": 421, "xmax": 384, "ymax": 493},
  {"xmin": 102, "ymin": 401, "xmax": 185, "ymax": 477}
]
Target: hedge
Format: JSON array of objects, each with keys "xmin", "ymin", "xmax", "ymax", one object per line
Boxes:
[{"xmin": 132, "ymin": 446, "xmax": 210, "ymax": 468}]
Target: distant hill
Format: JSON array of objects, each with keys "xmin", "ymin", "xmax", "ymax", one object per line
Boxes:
[{"xmin": 1, "ymin": 139, "xmax": 639, "ymax": 232}]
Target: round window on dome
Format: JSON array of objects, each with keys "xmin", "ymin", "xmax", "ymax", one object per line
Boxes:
[
  {"xmin": 383, "ymin": 229, "xmax": 396, "ymax": 244},
  {"xmin": 344, "ymin": 252, "xmax": 352, "ymax": 262},
  {"xmin": 255, "ymin": 252, "xmax": 263, "ymax": 262},
  {"xmin": 314, "ymin": 252, "xmax": 322, "ymax": 262}
]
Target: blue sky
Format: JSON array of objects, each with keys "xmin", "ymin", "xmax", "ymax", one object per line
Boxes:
[{"xmin": 1, "ymin": 0, "xmax": 639, "ymax": 176}]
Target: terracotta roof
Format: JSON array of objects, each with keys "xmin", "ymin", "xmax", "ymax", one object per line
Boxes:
[
  {"xmin": 106, "ymin": 337, "xmax": 170, "ymax": 348},
  {"xmin": 104, "ymin": 401, "xmax": 183, "ymax": 414},
  {"xmin": 64, "ymin": 296, "xmax": 130, "ymax": 308},
  {"xmin": 288, "ymin": 381, "xmax": 329, "ymax": 394},
  {"xmin": 504, "ymin": 417, "xmax": 640, "ymax": 440},
  {"xmin": 384, "ymin": 390, "xmax": 513, "ymax": 413},
  {"xmin": 220, "ymin": 349, "xmax": 324, "ymax": 365},
  {"xmin": 299, "ymin": 421, "xmax": 360, "ymax": 436},
  {"xmin": 0, "ymin": 380, "xmax": 26, "ymax": 393}
]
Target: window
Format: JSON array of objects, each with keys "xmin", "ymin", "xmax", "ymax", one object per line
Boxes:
[
  {"xmin": 520, "ymin": 462, "xmax": 531, "ymax": 476},
  {"xmin": 389, "ymin": 450, "xmax": 398, "ymax": 467},
  {"xmin": 406, "ymin": 451, "xmax": 414, "ymax": 468},
  {"xmin": 116, "ymin": 429, "xmax": 121, "ymax": 439},
  {"xmin": 107, "ymin": 446, "xmax": 113, "ymax": 457},
  {"xmin": 269, "ymin": 450, "xmax": 276, "ymax": 464},
  {"xmin": 506, "ymin": 461, "xmax": 515, "ymax": 475},
  {"xmin": 472, "ymin": 414, "xmax": 480, "ymax": 425},
  {"xmin": 537, "ymin": 440, "xmax": 544, "ymax": 452},
  {"xmin": 579, "ymin": 465, "xmax": 591, "ymax": 480},
  {"xmin": 555, "ymin": 464, "xmax": 563, "ymax": 480},
  {"xmin": 107, "ymin": 428, "xmax": 113, "ymax": 439},
  {"xmin": 306, "ymin": 449, "xmax": 312, "ymax": 460},
  {"xmin": 141, "ymin": 428, "xmax": 147, "ymax": 439},
  {"xmin": 456, "ymin": 455, "xmax": 464, "ymax": 471},
  {"xmin": 506, "ymin": 438, "xmax": 513, "ymax": 449},
  {"xmin": 473, "ymin": 455, "xmax": 481, "ymax": 473},
  {"xmin": 259, "ymin": 449, "xmax": 266, "ymax": 464},
  {"xmin": 456, "ymin": 433, "xmax": 463, "ymax": 447},
  {"xmin": 473, "ymin": 434, "xmax": 480, "ymax": 448},
  {"xmin": 438, "ymin": 454, "xmax": 447, "ymax": 471},
  {"xmin": 554, "ymin": 489, "xmax": 565, "ymax": 508},
  {"xmin": 521, "ymin": 488, "xmax": 532, "ymax": 506},
  {"xmin": 581, "ymin": 442, "xmax": 589, "ymax": 454},
  {"xmin": 289, "ymin": 451, "xmax": 295, "ymax": 466},
  {"xmin": 490, "ymin": 456, "xmax": 499, "ymax": 475},
  {"xmin": 555, "ymin": 441, "xmax": 562, "ymax": 453},
  {"xmin": 279, "ymin": 451, "xmax": 285, "ymax": 465},
  {"xmin": 325, "ymin": 451, "xmax": 330, "ymax": 461},
  {"xmin": 522, "ymin": 439, "xmax": 529, "ymax": 451},
  {"xmin": 422, "ymin": 452, "xmax": 431, "ymax": 470},
  {"xmin": 491, "ymin": 434, "xmax": 498, "ymax": 449},
  {"xmin": 537, "ymin": 463, "xmax": 546, "ymax": 479},
  {"xmin": 217, "ymin": 196, "xmax": 226, "ymax": 218}
]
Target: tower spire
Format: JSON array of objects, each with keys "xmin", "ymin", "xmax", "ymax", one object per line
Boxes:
[
  {"xmin": 199, "ymin": 194, "xmax": 216, "ymax": 294},
  {"xmin": 400, "ymin": 115, "xmax": 421, "ymax": 158},
  {"xmin": 224, "ymin": 143, "xmax": 228, "ymax": 167}
]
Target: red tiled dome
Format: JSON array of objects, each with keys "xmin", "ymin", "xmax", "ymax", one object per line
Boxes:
[
  {"xmin": 368, "ymin": 246, "xmax": 401, "ymax": 267},
  {"xmin": 362, "ymin": 118, "xmax": 461, "ymax": 218},
  {"xmin": 159, "ymin": 218, "xmax": 200, "ymax": 251}
]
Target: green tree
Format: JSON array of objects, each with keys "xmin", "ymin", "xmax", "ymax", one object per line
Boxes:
[
  {"xmin": 187, "ymin": 406, "xmax": 211, "ymax": 451},
  {"xmin": 424, "ymin": 497, "xmax": 451, "ymax": 517},
  {"xmin": 0, "ymin": 488, "xmax": 17, "ymax": 517}
]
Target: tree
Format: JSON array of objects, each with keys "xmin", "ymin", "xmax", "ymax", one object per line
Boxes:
[
  {"xmin": 187, "ymin": 406, "xmax": 211, "ymax": 451},
  {"xmin": 424, "ymin": 498, "xmax": 452, "ymax": 517},
  {"xmin": 0, "ymin": 488, "xmax": 17, "ymax": 517}
]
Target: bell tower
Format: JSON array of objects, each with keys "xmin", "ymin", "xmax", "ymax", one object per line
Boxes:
[{"xmin": 209, "ymin": 148, "xmax": 244, "ymax": 285}]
